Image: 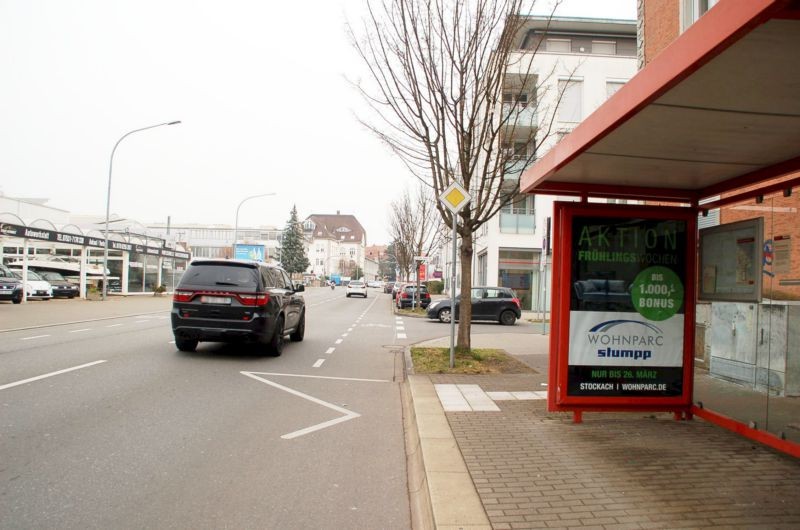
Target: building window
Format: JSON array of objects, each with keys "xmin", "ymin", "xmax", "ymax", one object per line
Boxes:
[
  {"xmin": 557, "ymin": 79, "xmax": 583, "ymax": 123},
  {"xmin": 502, "ymin": 92, "xmax": 528, "ymax": 108},
  {"xmin": 477, "ymin": 252, "xmax": 487, "ymax": 286},
  {"xmin": 502, "ymin": 140, "xmax": 532, "ymax": 161},
  {"xmin": 546, "ymin": 38, "xmax": 571, "ymax": 53},
  {"xmin": 592, "ymin": 40, "xmax": 616, "ymax": 55},
  {"xmin": 681, "ymin": 0, "xmax": 719, "ymax": 32},
  {"xmin": 606, "ymin": 80, "xmax": 626, "ymax": 99}
]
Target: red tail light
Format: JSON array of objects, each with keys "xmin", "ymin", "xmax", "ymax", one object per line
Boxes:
[
  {"xmin": 238, "ymin": 293, "xmax": 269, "ymax": 307},
  {"xmin": 402, "ymin": 292, "xmax": 409, "ymax": 299},
  {"xmin": 512, "ymin": 297, "xmax": 521, "ymax": 308},
  {"xmin": 173, "ymin": 290, "xmax": 194, "ymax": 302}
]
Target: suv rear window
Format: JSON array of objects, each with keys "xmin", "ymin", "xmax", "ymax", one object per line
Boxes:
[{"xmin": 179, "ymin": 264, "xmax": 260, "ymax": 289}]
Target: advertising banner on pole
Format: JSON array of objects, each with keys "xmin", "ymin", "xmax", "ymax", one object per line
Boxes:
[
  {"xmin": 234, "ymin": 244, "xmax": 265, "ymax": 261},
  {"xmin": 549, "ymin": 203, "xmax": 696, "ymax": 414}
]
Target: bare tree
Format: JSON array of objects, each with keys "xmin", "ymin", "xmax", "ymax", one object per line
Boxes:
[
  {"xmin": 389, "ymin": 185, "xmax": 443, "ymax": 306},
  {"xmin": 351, "ymin": 0, "xmax": 559, "ymax": 349}
]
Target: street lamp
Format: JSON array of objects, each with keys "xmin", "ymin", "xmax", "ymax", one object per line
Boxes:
[
  {"xmin": 232, "ymin": 193, "xmax": 277, "ymax": 257},
  {"xmin": 103, "ymin": 120, "xmax": 181, "ymax": 301}
]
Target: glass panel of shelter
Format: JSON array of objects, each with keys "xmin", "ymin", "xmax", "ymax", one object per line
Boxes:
[{"xmin": 695, "ymin": 192, "xmax": 800, "ymax": 444}]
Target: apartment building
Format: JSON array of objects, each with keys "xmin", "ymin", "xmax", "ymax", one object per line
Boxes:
[
  {"xmin": 303, "ymin": 212, "xmax": 366, "ymax": 278},
  {"xmin": 472, "ymin": 16, "xmax": 638, "ymax": 310}
]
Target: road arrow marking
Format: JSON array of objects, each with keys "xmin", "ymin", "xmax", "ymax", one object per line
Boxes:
[{"xmin": 240, "ymin": 371, "xmax": 389, "ymax": 439}]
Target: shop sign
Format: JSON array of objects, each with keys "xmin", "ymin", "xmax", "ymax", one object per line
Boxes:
[
  {"xmin": 550, "ymin": 203, "xmax": 695, "ymax": 412},
  {"xmin": 0, "ymin": 222, "xmax": 191, "ymax": 260}
]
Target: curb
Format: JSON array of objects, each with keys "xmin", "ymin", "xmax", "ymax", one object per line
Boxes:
[{"xmin": 402, "ymin": 345, "xmax": 491, "ymax": 530}]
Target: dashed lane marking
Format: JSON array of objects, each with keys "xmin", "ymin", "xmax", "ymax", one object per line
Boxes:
[
  {"xmin": 396, "ymin": 333, "xmax": 407, "ymax": 339},
  {"xmin": 312, "ymin": 359, "xmax": 326, "ymax": 368},
  {"xmin": 69, "ymin": 329, "xmax": 91, "ymax": 333},
  {"xmin": 335, "ymin": 339, "xmax": 343, "ymax": 344},
  {"xmin": 325, "ymin": 347, "xmax": 335, "ymax": 354},
  {"xmin": 20, "ymin": 335, "xmax": 50, "ymax": 341}
]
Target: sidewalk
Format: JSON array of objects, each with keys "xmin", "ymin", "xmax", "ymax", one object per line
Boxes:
[
  {"xmin": 405, "ymin": 333, "xmax": 800, "ymax": 529},
  {"xmin": 0, "ymin": 295, "xmax": 172, "ymax": 332}
]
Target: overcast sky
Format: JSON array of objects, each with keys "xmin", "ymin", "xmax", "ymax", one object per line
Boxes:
[{"xmin": 0, "ymin": 0, "xmax": 634, "ymax": 245}]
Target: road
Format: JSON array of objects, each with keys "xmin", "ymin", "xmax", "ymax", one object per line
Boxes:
[
  {"xmin": 1, "ymin": 288, "xmax": 411, "ymax": 529},
  {"xmin": 0, "ymin": 287, "xmax": 540, "ymax": 528}
]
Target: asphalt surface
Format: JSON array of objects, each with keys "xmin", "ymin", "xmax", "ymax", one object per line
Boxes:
[{"xmin": 0, "ymin": 287, "xmax": 438, "ymax": 529}]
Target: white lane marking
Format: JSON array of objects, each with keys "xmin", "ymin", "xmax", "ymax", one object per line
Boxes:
[
  {"xmin": 397, "ymin": 333, "xmax": 407, "ymax": 339},
  {"xmin": 325, "ymin": 347, "xmax": 335, "ymax": 354},
  {"xmin": 396, "ymin": 326, "xmax": 405, "ymax": 331},
  {"xmin": 168, "ymin": 340, "xmax": 176, "ymax": 344},
  {"xmin": 341, "ymin": 333, "xmax": 348, "ymax": 337},
  {"xmin": 106, "ymin": 324, "xmax": 123, "ymax": 328},
  {"xmin": 69, "ymin": 328, "xmax": 91, "ymax": 333},
  {"xmin": 347, "ymin": 328, "xmax": 353, "ymax": 332},
  {"xmin": 20, "ymin": 335, "xmax": 50, "ymax": 341},
  {"xmin": 312, "ymin": 359, "xmax": 325, "ymax": 368},
  {"xmin": 335, "ymin": 339, "xmax": 343, "ymax": 344},
  {"xmin": 134, "ymin": 320, "xmax": 148, "ymax": 324},
  {"xmin": 241, "ymin": 372, "xmax": 360, "ymax": 440},
  {"xmin": 0, "ymin": 360, "xmax": 107, "ymax": 391},
  {"xmin": 245, "ymin": 371, "xmax": 390, "ymax": 383}
]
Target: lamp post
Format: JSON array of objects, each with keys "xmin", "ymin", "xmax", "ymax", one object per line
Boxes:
[
  {"xmin": 103, "ymin": 120, "xmax": 181, "ymax": 301},
  {"xmin": 232, "ymin": 193, "xmax": 276, "ymax": 257}
]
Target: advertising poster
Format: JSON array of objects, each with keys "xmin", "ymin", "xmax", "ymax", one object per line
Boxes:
[
  {"xmin": 567, "ymin": 215, "xmax": 688, "ymax": 398},
  {"xmin": 234, "ymin": 244, "xmax": 265, "ymax": 261}
]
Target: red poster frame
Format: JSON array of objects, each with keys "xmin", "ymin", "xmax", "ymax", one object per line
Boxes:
[{"xmin": 547, "ymin": 202, "xmax": 697, "ymax": 417}]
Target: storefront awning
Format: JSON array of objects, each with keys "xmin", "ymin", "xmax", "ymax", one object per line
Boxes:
[{"xmin": 520, "ymin": 0, "xmax": 800, "ymax": 206}]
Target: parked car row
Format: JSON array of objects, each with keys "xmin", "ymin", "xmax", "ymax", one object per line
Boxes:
[{"xmin": 0, "ymin": 263, "xmax": 85, "ymax": 303}]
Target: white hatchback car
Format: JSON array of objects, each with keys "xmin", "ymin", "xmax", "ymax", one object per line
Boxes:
[
  {"xmin": 12, "ymin": 269, "xmax": 53, "ymax": 300},
  {"xmin": 346, "ymin": 280, "xmax": 368, "ymax": 298}
]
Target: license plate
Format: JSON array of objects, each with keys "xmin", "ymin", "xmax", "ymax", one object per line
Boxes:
[{"xmin": 200, "ymin": 295, "xmax": 231, "ymax": 305}]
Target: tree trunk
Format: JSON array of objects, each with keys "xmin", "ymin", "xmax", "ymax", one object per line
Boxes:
[{"xmin": 457, "ymin": 227, "xmax": 474, "ymax": 351}]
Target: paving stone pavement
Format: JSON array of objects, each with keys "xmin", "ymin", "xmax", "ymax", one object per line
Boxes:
[{"xmin": 428, "ymin": 373, "xmax": 800, "ymax": 530}]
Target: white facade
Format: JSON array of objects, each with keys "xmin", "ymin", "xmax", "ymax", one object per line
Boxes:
[
  {"xmin": 146, "ymin": 223, "xmax": 282, "ymax": 262},
  {"xmin": 473, "ymin": 17, "xmax": 638, "ymax": 311},
  {"xmin": 304, "ymin": 214, "xmax": 367, "ymax": 278}
]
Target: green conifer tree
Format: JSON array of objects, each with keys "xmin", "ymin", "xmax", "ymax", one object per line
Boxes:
[{"xmin": 280, "ymin": 205, "xmax": 310, "ymax": 274}]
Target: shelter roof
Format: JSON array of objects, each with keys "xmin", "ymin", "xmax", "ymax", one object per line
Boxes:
[{"xmin": 520, "ymin": 0, "xmax": 800, "ymax": 206}]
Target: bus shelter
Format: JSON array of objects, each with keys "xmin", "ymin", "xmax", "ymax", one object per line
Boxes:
[{"xmin": 520, "ymin": 0, "xmax": 800, "ymax": 456}]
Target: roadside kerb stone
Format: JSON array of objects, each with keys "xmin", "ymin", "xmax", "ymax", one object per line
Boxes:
[{"xmin": 409, "ymin": 374, "xmax": 491, "ymax": 530}]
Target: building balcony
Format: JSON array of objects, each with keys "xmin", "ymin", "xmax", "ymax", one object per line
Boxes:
[
  {"xmin": 499, "ymin": 213, "xmax": 535, "ymax": 234},
  {"xmin": 503, "ymin": 158, "xmax": 532, "ymax": 182},
  {"xmin": 502, "ymin": 103, "xmax": 538, "ymax": 131}
]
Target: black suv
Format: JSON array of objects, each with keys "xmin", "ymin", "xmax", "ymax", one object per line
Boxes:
[
  {"xmin": 396, "ymin": 284, "xmax": 431, "ymax": 309},
  {"xmin": 0, "ymin": 264, "xmax": 23, "ymax": 304},
  {"xmin": 171, "ymin": 260, "xmax": 305, "ymax": 355}
]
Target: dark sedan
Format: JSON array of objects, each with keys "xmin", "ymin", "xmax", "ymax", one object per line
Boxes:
[
  {"xmin": 426, "ymin": 286, "xmax": 521, "ymax": 325},
  {"xmin": 0, "ymin": 265, "xmax": 23, "ymax": 304},
  {"xmin": 37, "ymin": 271, "xmax": 80, "ymax": 298}
]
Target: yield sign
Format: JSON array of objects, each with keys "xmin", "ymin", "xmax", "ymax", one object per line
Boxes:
[{"xmin": 439, "ymin": 181, "xmax": 471, "ymax": 213}]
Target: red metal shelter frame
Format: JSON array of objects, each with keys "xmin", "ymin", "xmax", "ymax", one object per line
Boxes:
[
  {"xmin": 522, "ymin": 0, "xmax": 800, "ymax": 456},
  {"xmin": 548, "ymin": 203, "xmax": 697, "ymax": 423}
]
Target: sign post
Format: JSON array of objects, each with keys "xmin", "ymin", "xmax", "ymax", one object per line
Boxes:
[
  {"xmin": 548, "ymin": 203, "xmax": 696, "ymax": 421},
  {"xmin": 438, "ymin": 182, "xmax": 471, "ymax": 368}
]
